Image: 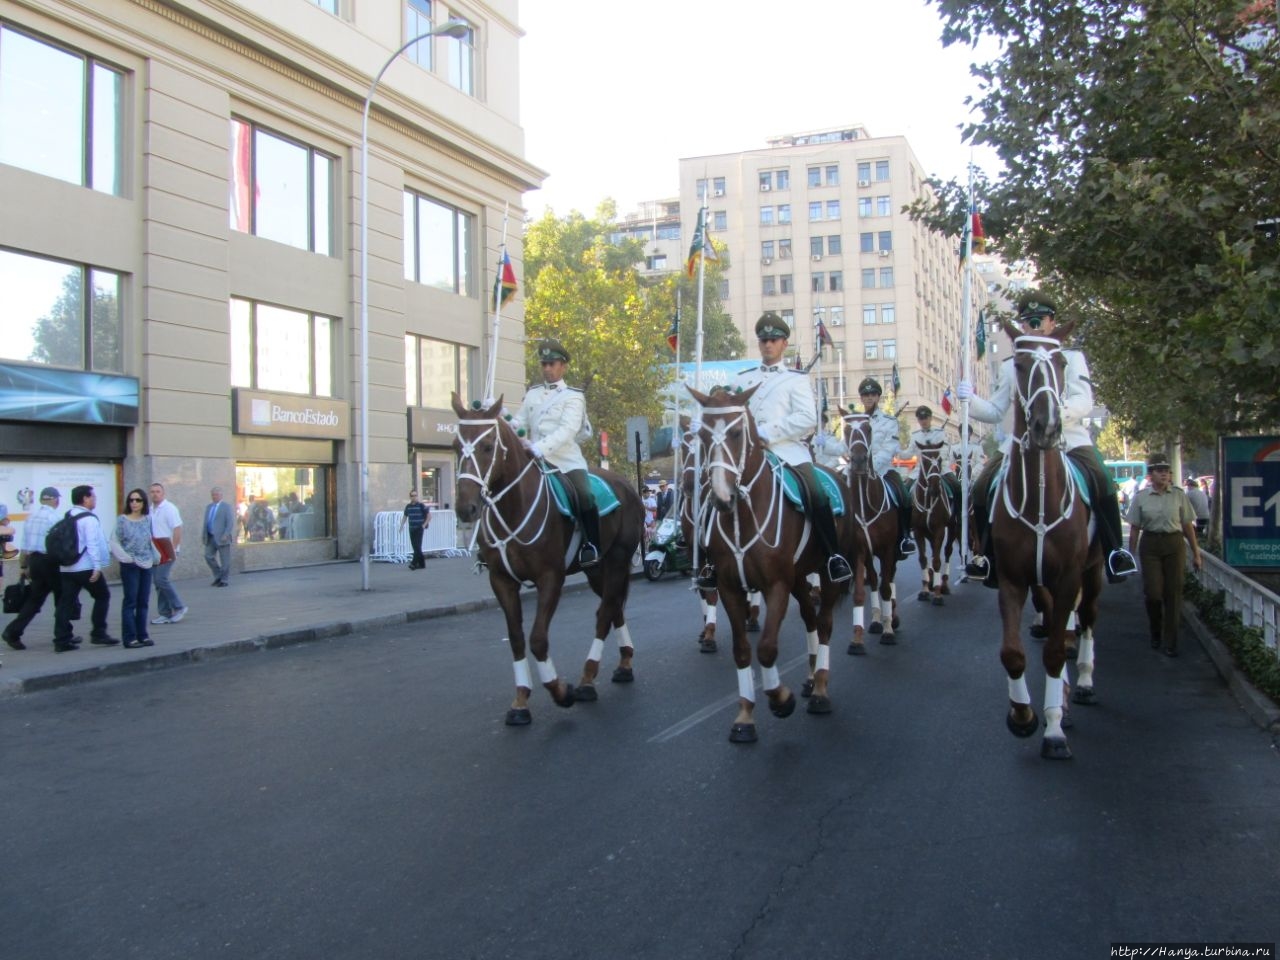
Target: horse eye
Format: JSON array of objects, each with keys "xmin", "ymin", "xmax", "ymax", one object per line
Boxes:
[{"xmin": 482, "ymin": 442, "xmax": 494, "ymax": 454}]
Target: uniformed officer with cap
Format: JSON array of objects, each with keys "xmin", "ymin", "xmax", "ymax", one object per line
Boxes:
[
  {"xmin": 905, "ymin": 405, "xmax": 961, "ymax": 507},
  {"xmin": 696, "ymin": 312, "xmax": 851, "ymax": 586},
  {"xmin": 957, "ymin": 290, "xmax": 1136, "ymax": 586},
  {"xmin": 510, "ymin": 339, "xmax": 601, "ymax": 567},
  {"xmin": 856, "ymin": 376, "xmax": 917, "ymax": 558}
]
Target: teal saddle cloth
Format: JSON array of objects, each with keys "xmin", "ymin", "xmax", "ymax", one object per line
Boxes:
[
  {"xmin": 987, "ymin": 458, "xmax": 1092, "ymax": 512},
  {"xmin": 543, "ymin": 465, "xmax": 621, "ymax": 518},
  {"xmin": 763, "ymin": 451, "xmax": 844, "ymax": 516}
]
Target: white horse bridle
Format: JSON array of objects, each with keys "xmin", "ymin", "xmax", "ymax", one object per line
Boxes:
[
  {"xmin": 840, "ymin": 413, "xmax": 892, "ymax": 555},
  {"xmin": 912, "ymin": 444, "xmax": 952, "ymax": 519}
]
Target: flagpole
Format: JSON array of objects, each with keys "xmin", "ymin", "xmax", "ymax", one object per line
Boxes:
[
  {"xmin": 484, "ymin": 202, "xmax": 510, "ymax": 400},
  {"xmin": 959, "ymin": 166, "xmax": 975, "ymax": 572},
  {"xmin": 690, "ymin": 195, "xmax": 709, "ymax": 586},
  {"xmin": 672, "ymin": 288, "xmax": 682, "ymax": 492}
]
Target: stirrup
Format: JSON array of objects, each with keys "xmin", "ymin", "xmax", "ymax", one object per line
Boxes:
[
  {"xmin": 964, "ymin": 555, "xmax": 989, "ymax": 578},
  {"xmin": 577, "ymin": 543, "xmax": 600, "ymax": 568},
  {"xmin": 827, "ymin": 555, "xmax": 852, "ymax": 584},
  {"xmin": 1107, "ymin": 549, "xmax": 1137, "ymax": 580},
  {"xmin": 694, "ymin": 565, "xmax": 718, "ymax": 590},
  {"xmin": 898, "ymin": 537, "xmax": 917, "ymax": 557}
]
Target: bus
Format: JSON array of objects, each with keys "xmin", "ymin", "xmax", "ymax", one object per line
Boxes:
[{"xmin": 1104, "ymin": 460, "xmax": 1147, "ymax": 485}]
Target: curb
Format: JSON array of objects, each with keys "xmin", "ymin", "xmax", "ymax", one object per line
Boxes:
[{"xmin": 1184, "ymin": 603, "xmax": 1280, "ymax": 734}]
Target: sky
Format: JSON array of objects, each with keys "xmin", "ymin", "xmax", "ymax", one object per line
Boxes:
[{"xmin": 518, "ymin": 0, "xmax": 1003, "ymax": 219}]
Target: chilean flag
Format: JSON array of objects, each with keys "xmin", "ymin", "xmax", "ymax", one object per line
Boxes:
[{"xmin": 940, "ymin": 386, "xmax": 954, "ymax": 416}]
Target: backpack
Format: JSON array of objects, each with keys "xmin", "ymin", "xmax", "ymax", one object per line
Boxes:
[{"xmin": 46, "ymin": 510, "xmax": 91, "ymax": 566}]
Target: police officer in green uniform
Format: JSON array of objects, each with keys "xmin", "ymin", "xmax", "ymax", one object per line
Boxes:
[
  {"xmin": 856, "ymin": 376, "xmax": 916, "ymax": 558},
  {"xmin": 510, "ymin": 339, "xmax": 600, "ymax": 567}
]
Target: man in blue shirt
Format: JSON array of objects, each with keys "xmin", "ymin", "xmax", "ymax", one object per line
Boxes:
[{"xmin": 400, "ymin": 490, "xmax": 431, "ymax": 569}]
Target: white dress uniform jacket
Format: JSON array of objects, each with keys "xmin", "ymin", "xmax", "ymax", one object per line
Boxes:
[
  {"xmin": 510, "ymin": 380, "xmax": 590, "ymax": 473},
  {"xmin": 735, "ymin": 365, "xmax": 817, "ymax": 466},
  {"xmin": 867, "ymin": 409, "xmax": 902, "ymax": 476},
  {"xmin": 905, "ymin": 427, "xmax": 955, "ymax": 480},
  {"xmin": 968, "ymin": 348, "xmax": 1094, "ymax": 455}
]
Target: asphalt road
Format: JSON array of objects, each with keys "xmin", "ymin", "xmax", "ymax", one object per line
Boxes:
[{"xmin": 2, "ymin": 570, "xmax": 1277, "ymax": 960}]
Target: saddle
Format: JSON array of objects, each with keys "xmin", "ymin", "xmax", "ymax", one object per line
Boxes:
[
  {"xmin": 985, "ymin": 458, "xmax": 1092, "ymax": 520},
  {"xmin": 763, "ymin": 451, "xmax": 845, "ymax": 516},
  {"xmin": 540, "ymin": 464, "xmax": 622, "ymax": 519}
]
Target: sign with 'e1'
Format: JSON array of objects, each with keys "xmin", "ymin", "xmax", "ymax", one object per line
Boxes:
[{"xmin": 1220, "ymin": 435, "xmax": 1280, "ymax": 568}]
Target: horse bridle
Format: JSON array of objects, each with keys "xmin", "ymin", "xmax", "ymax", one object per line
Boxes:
[{"xmin": 913, "ymin": 444, "xmax": 951, "ymax": 518}]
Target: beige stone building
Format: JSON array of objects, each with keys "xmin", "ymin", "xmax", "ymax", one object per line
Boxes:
[{"xmin": 0, "ymin": 0, "xmax": 539, "ymax": 572}]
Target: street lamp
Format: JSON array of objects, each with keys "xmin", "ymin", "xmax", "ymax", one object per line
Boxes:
[{"xmin": 358, "ymin": 19, "xmax": 470, "ymax": 591}]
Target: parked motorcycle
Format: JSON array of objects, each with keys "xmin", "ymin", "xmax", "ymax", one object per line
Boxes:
[{"xmin": 643, "ymin": 517, "xmax": 692, "ymax": 581}]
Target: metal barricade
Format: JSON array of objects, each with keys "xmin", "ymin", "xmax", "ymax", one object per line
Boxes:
[
  {"xmin": 1194, "ymin": 552, "xmax": 1280, "ymax": 652},
  {"xmin": 372, "ymin": 510, "xmax": 464, "ymax": 563}
]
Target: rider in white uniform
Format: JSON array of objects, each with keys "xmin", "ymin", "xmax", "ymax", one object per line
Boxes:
[
  {"xmin": 856, "ymin": 376, "xmax": 916, "ymax": 559},
  {"xmin": 905, "ymin": 404, "xmax": 960, "ymax": 507}
]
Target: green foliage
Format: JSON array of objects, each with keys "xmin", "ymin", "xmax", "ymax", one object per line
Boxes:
[
  {"xmin": 1184, "ymin": 575, "xmax": 1280, "ymax": 706},
  {"xmin": 916, "ymin": 0, "xmax": 1280, "ymax": 446},
  {"xmin": 654, "ymin": 254, "xmax": 748, "ymax": 363}
]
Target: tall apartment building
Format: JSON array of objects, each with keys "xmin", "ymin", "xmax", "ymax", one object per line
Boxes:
[
  {"xmin": 679, "ymin": 125, "xmax": 991, "ymax": 430},
  {"xmin": 0, "ymin": 0, "xmax": 540, "ymax": 572}
]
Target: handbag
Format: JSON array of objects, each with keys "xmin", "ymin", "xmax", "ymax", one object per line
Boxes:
[{"xmin": 3, "ymin": 576, "xmax": 30, "ymax": 614}]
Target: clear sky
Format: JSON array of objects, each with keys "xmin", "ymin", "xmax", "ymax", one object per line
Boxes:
[{"xmin": 518, "ymin": 0, "xmax": 1002, "ymax": 218}]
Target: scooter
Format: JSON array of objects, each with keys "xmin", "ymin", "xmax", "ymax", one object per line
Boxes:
[{"xmin": 643, "ymin": 517, "xmax": 692, "ymax": 581}]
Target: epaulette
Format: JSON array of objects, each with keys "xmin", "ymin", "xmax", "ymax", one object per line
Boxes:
[
  {"xmin": 736, "ymin": 367, "xmax": 755, "ymax": 377},
  {"xmin": 786, "ymin": 367, "xmax": 806, "ymax": 374},
  {"xmin": 566, "ymin": 386, "xmax": 584, "ymax": 393}
]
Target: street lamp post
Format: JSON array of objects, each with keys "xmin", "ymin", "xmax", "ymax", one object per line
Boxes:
[{"xmin": 358, "ymin": 20, "xmax": 470, "ymax": 591}]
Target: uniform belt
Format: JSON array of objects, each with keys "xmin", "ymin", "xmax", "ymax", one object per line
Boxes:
[{"xmin": 1141, "ymin": 530, "xmax": 1183, "ymax": 537}]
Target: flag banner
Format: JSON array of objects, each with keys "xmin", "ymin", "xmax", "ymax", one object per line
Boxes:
[
  {"xmin": 666, "ymin": 314, "xmax": 679, "ymax": 353},
  {"xmin": 685, "ymin": 207, "xmax": 717, "ymax": 277},
  {"xmin": 816, "ymin": 319, "xmax": 834, "ymax": 349},
  {"xmin": 492, "ymin": 249, "xmax": 517, "ymax": 311},
  {"xmin": 891, "ymin": 362, "xmax": 901, "ymax": 394},
  {"xmin": 976, "ymin": 309, "xmax": 986, "ymax": 359},
  {"xmin": 941, "ymin": 386, "xmax": 954, "ymax": 416},
  {"xmin": 971, "ymin": 207, "xmax": 986, "ymax": 255}
]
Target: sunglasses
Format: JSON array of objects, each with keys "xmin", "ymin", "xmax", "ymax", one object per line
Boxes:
[
  {"xmin": 127, "ymin": 497, "xmax": 144, "ymax": 503},
  {"xmin": 1021, "ymin": 316, "xmax": 1047, "ymax": 330},
  {"xmin": 859, "ymin": 390, "xmax": 878, "ymax": 397}
]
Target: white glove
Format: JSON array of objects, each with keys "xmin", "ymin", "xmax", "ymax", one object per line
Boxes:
[
  {"xmin": 756, "ymin": 423, "xmax": 773, "ymax": 443},
  {"xmin": 688, "ymin": 419, "xmax": 703, "ymax": 433},
  {"xmin": 529, "ymin": 442, "xmax": 544, "ymax": 459},
  {"xmin": 813, "ymin": 434, "xmax": 830, "ymax": 452},
  {"xmin": 956, "ymin": 380, "xmax": 974, "ymax": 401}
]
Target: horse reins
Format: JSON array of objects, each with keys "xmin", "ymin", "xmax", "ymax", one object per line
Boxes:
[{"xmin": 841, "ymin": 413, "xmax": 892, "ymax": 556}]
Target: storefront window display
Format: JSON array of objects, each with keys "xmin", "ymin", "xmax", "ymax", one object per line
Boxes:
[{"xmin": 235, "ymin": 464, "xmax": 328, "ymax": 543}]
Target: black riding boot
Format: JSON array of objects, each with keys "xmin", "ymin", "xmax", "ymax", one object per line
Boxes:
[
  {"xmin": 813, "ymin": 499, "xmax": 852, "ymax": 583},
  {"xmin": 898, "ymin": 503, "xmax": 916, "ymax": 558},
  {"xmin": 578, "ymin": 506, "xmax": 601, "ymax": 567}
]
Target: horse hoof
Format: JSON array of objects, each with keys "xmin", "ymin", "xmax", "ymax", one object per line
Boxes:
[
  {"xmin": 917, "ymin": 591, "xmax": 931, "ymax": 602},
  {"xmin": 746, "ymin": 619, "xmax": 760, "ymax": 633},
  {"xmin": 806, "ymin": 694, "xmax": 832, "ymax": 715},
  {"xmin": 699, "ymin": 639, "xmax": 717, "ymax": 654},
  {"xmin": 1029, "ymin": 623, "xmax": 1048, "ymax": 639},
  {"xmin": 868, "ymin": 621, "xmax": 884, "ymax": 635},
  {"xmin": 611, "ymin": 666, "xmax": 634, "ymax": 683},
  {"xmin": 931, "ymin": 595, "xmax": 944, "ymax": 606},
  {"xmin": 941, "ymin": 584, "xmax": 951, "ymax": 596},
  {"xmin": 1072, "ymin": 686, "xmax": 1098, "ymax": 706},
  {"xmin": 801, "ymin": 678, "xmax": 814, "ymax": 698},
  {"xmin": 847, "ymin": 641, "xmax": 867, "ymax": 656},
  {"xmin": 1040, "ymin": 736, "xmax": 1073, "ymax": 760},
  {"xmin": 1006, "ymin": 708, "xmax": 1039, "ymax": 739},
  {"xmin": 891, "ymin": 615, "xmax": 901, "ymax": 629},
  {"xmin": 505, "ymin": 708, "xmax": 532, "ymax": 726},
  {"xmin": 575, "ymin": 684, "xmax": 598, "ymax": 702},
  {"xmin": 1061, "ymin": 709, "xmax": 1074, "ymax": 730},
  {"xmin": 729, "ymin": 722, "xmax": 758, "ymax": 743},
  {"xmin": 554, "ymin": 684, "xmax": 576, "ymax": 708},
  {"xmin": 770, "ymin": 693, "xmax": 797, "ymax": 719},
  {"xmin": 879, "ymin": 634, "xmax": 897, "ymax": 645}
]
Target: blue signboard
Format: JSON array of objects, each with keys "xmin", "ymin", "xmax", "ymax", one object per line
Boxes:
[
  {"xmin": 1220, "ymin": 435, "xmax": 1280, "ymax": 568},
  {"xmin": 0, "ymin": 362, "xmax": 139, "ymax": 427}
]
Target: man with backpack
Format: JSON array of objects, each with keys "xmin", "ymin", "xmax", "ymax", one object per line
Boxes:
[{"xmin": 51, "ymin": 485, "xmax": 117, "ymax": 652}]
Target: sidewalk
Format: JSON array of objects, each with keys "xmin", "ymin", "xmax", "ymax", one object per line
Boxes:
[{"xmin": 0, "ymin": 557, "xmax": 591, "ymax": 698}]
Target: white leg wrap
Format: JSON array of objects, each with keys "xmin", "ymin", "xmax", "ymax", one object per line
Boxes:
[
  {"xmin": 1069, "ymin": 609, "xmax": 1078, "ymax": 631},
  {"xmin": 587, "ymin": 638, "xmax": 604, "ymax": 663},
  {"xmin": 615, "ymin": 623, "xmax": 633, "ymax": 651},
  {"xmin": 815, "ymin": 645, "xmax": 830, "ymax": 672},
  {"xmin": 760, "ymin": 665, "xmax": 781, "ymax": 692},
  {"xmin": 852, "ymin": 605, "xmax": 865, "ymax": 629},
  {"xmin": 890, "ymin": 582, "xmax": 897, "ymax": 601},
  {"xmin": 1008, "ymin": 675, "xmax": 1031, "ymax": 705},
  {"xmin": 748, "ymin": 590, "xmax": 761, "ymax": 604},
  {"xmin": 737, "ymin": 666, "xmax": 755, "ymax": 702},
  {"xmin": 1044, "ymin": 673, "xmax": 1064, "ymax": 712},
  {"xmin": 704, "ymin": 601, "xmax": 717, "ymax": 626},
  {"xmin": 535, "ymin": 657, "xmax": 557, "ymax": 685},
  {"xmin": 806, "ymin": 630, "xmax": 819, "ymax": 656},
  {"xmin": 513, "ymin": 657, "xmax": 532, "ymax": 689},
  {"xmin": 1077, "ymin": 631, "xmax": 1095, "ymax": 686},
  {"xmin": 806, "ymin": 572, "xmax": 819, "ymax": 588}
]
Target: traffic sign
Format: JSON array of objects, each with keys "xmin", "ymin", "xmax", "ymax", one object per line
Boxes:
[
  {"xmin": 1220, "ymin": 435, "xmax": 1280, "ymax": 568},
  {"xmin": 625, "ymin": 416, "xmax": 650, "ymax": 462}
]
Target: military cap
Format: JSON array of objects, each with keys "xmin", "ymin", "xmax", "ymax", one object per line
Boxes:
[
  {"xmin": 1147, "ymin": 452, "xmax": 1172, "ymax": 471},
  {"xmin": 755, "ymin": 311, "xmax": 790, "ymax": 341},
  {"xmin": 915, "ymin": 405, "xmax": 933, "ymax": 420},
  {"xmin": 537, "ymin": 339, "xmax": 570, "ymax": 363},
  {"xmin": 857, "ymin": 376, "xmax": 882, "ymax": 395},
  {"xmin": 1015, "ymin": 290, "xmax": 1057, "ymax": 322}
]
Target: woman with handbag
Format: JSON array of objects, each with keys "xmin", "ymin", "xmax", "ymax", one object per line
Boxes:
[{"xmin": 110, "ymin": 488, "xmax": 157, "ymax": 649}]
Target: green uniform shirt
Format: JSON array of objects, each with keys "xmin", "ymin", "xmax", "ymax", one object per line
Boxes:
[{"xmin": 1126, "ymin": 486, "xmax": 1195, "ymax": 533}]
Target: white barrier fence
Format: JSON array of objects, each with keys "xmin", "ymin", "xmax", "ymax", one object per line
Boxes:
[
  {"xmin": 371, "ymin": 510, "xmax": 468, "ymax": 563},
  {"xmin": 1194, "ymin": 552, "xmax": 1279, "ymax": 652}
]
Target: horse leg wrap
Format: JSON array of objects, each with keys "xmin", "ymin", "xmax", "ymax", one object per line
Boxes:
[
  {"xmin": 704, "ymin": 601, "xmax": 717, "ymax": 626},
  {"xmin": 1008, "ymin": 675, "xmax": 1031, "ymax": 706},
  {"xmin": 535, "ymin": 657, "xmax": 558, "ymax": 685},
  {"xmin": 760, "ymin": 665, "xmax": 781, "ymax": 692},
  {"xmin": 815, "ymin": 645, "xmax": 830, "ymax": 672},
  {"xmin": 1076, "ymin": 631, "xmax": 1095, "ymax": 686},
  {"xmin": 737, "ymin": 666, "xmax": 756, "ymax": 702},
  {"xmin": 852, "ymin": 606, "xmax": 864, "ymax": 630},
  {"xmin": 1043, "ymin": 673, "xmax": 1065, "ymax": 738},
  {"xmin": 587, "ymin": 639, "xmax": 605, "ymax": 663},
  {"xmin": 748, "ymin": 590, "xmax": 762, "ymax": 606},
  {"xmin": 806, "ymin": 572, "xmax": 819, "ymax": 588},
  {"xmin": 513, "ymin": 657, "xmax": 532, "ymax": 690},
  {"xmin": 806, "ymin": 630, "xmax": 819, "ymax": 657}
]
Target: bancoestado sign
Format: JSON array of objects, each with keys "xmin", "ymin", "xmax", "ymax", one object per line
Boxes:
[
  {"xmin": 1220, "ymin": 434, "xmax": 1280, "ymax": 569},
  {"xmin": 232, "ymin": 389, "xmax": 350, "ymax": 441}
]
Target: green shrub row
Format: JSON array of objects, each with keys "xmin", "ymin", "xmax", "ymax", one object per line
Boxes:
[{"xmin": 1184, "ymin": 575, "xmax": 1280, "ymax": 707}]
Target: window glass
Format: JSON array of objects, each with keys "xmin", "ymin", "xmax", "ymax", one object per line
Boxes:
[
  {"xmin": 713, "ymin": 211, "xmax": 727, "ymax": 231},
  {"xmin": 253, "ymin": 130, "xmax": 309, "ymax": 250},
  {"xmin": 713, "ymin": 177, "xmax": 726, "ymax": 194},
  {"xmin": 876, "ymin": 195, "xmax": 891, "ymax": 216},
  {"xmin": 780, "ymin": 274, "xmax": 793, "ymax": 294},
  {"xmin": 880, "ymin": 267, "xmax": 894, "ymax": 287},
  {"xmin": 831, "ymin": 306, "xmax": 844, "ymax": 326},
  {"xmin": 0, "ymin": 29, "xmax": 84, "ymax": 187},
  {"xmin": 406, "ymin": 0, "xmax": 433, "ymax": 67},
  {"xmin": 404, "ymin": 336, "xmax": 417, "ymax": 405},
  {"xmin": 760, "ymin": 206, "xmax": 774, "ymax": 226},
  {"xmin": 255, "ymin": 304, "xmax": 312, "ymax": 394},
  {"xmin": 883, "ymin": 339, "xmax": 897, "ymax": 359},
  {"xmin": 827, "ymin": 235, "xmax": 842, "ymax": 255},
  {"xmin": 418, "ymin": 196, "xmax": 456, "ymax": 291},
  {"xmin": 807, "ymin": 167, "xmax": 821, "ymax": 188},
  {"xmin": 761, "ymin": 240, "xmax": 775, "ymax": 259},
  {"xmin": 762, "ymin": 276, "xmax": 776, "ymax": 296},
  {"xmin": 860, "ymin": 233, "xmax": 874, "ymax": 253},
  {"xmin": 879, "ymin": 231, "xmax": 892, "ymax": 251},
  {"xmin": 808, "ymin": 202, "xmax": 822, "ymax": 221},
  {"xmin": 863, "ymin": 306, "xmax": 877, "ymax": 325},
  {"xmin": 829, "ymin": 271, "xmax": 843, "ymax": 292},
  {"xmin": 865, "ymin": 341, "xmax": 879, "ymax": 360},
  {"xmin": 231, "ymin": 298, "xmax": 252, "ymax": 387},
  {"xmin": 91, "ymin": 64, "xmax": 123, "ymax": 195},
  {"xmin": 858, "ymin": 197, "xmax": 872, "ymax": 217},
  {"xmin": 826, "ymin": 200, "xmax": 840, "ymax": 219},
  {"xmin": 778, "ymin": 238, "xmax": 792, "ymax": 259},
  {"xmin": 236, "ymin": 465, "xmax": 329, "ymax": 542},
  {"xmin": 89, "ymin": 269, "xmax": 121, "ymax": 372},
  {"xmin": 881, "ymin": 304, "xmax": 896, "ymax": 324},
  {"xmin": 310, "ymin": 0, "xmax": 339, "ymax": 12},
  {"xmin": 825, "ymin": 165, "xmax": 839, "ymax": 186},
  {"xmin": 875, "ymin": 160, "xmax": 890, "ymax": 180},
  {"xmin": 419, "ymin": 338, "xmax": 456, "ymax": 408},
  {"xmin": 775, "ymin": 169, "xmax": 790, "ymax": 190},
  {"xmin": 861, "ymin": 269, "xmax": 875, "ymax": 288},
  {"xmin": 777, "ymin": 204, "xmax": 791, "ymax": 224},
  {"xmin": 857, "ymin": 162, "xmax": 871, "ymax": 182},
  {"xmin": 810, "ymin": 273, "xmax": 823, "ymax": 293},
  {"xmin": 312, "ymin": 152, "xmax": 332, "ymax": 257},
  {"xmin": 313, "ymin": 315, "xmax": 331, "ymax": 396},
  {"xmin": 809, "ymin": 237, "xmax": 824, "ymax": 257},
  {"xmin": 446, "ymin": 21, "xmax": 475, "ymax": 95},
  {"xmin": 758, "ymin": 172, "xmax": 772, "ymax": 190}
]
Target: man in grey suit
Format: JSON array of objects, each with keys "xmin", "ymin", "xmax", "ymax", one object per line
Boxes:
[{"xmin": 202, "ymin": 486, "xmax": 234, "ymax": 587}]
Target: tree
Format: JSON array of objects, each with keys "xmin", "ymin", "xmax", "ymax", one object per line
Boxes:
[
  {"xmin": 915, "ymin": 0, "xmax": 1280, "ymax": 447},
  {"xmin": 652, "ymin": 253, "xmax": 748, "ymax": 364}
]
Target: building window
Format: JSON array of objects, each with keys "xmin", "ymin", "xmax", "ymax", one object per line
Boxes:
[
  {"xmin": 445, "ymin": 18, "xmax": 476, "ymax": 95},
  {"xmin": 777, "ymin": 204, "xmax": 791, "ymax": 224},
  {"xmin": 759, "ymin": 171, "xmax": 772, "ymax": 191},
  {"xmin": 881, "ymin": 303, "xmax": 896, "ymax": 324},
  {"xmin": 875, "ymin": 159, "xmax": 890, "ymax": 181},
  {"xmin": 809, "ymin": 236, "xmax": 824, "ymax": 257},
  {"xmin": 646, "ymin": 254, "xmax": 667, "ymax": 271},
  {"xmin": 880, "ymin": 267, "xmax": 894, "ymax": 287},
  {"xmin": 713, "ymin": 176, "xmax": 726, "ymax": 195},
  {"xmin": 858, "ymin": 197, "xmax": 871, "ymax": 217},
  {"xmin": 405, "ymin": 334, "xmax": 473, "ymax": 408},
  {"xmin": 696, "ymin": 178, "xmax": 708, "ymax": 198},
  {"xmin": 876, "ymin": 195, "xmax": 892, "ymax": 216},
  {"xmin": 405, "ymin": 0, "xmax": 434, "ymax": 67},
  {"xmin": 865, "ymin": 341, "xmax": 880, "ymax": 360},
  {"xmin": 761, "ymin": 240, "xmax": 775, "ymax": 260},
  {"xmin": 236, "ymin": 465, "xmax": 329, "ymax": 543},
  {"xmin": 230, "ymin": 298, "xmax": 333, "ymax": 397},
  {"xmin": 808, "ymin": 201, "xmax": 822, "ymax": 222},
  {"xmin": 860, "ymin": 232, "xmax": 874, "ymax": 253},
  {"xmin": 861, "ymin": 268, "xmax": 875, "ymax": 289},
  {"xmin": 780, "ymin": 309, "xmax": 795, "ymax": 330},
  {"xmin": 830, "ymin": 305, "xmax": 844, "ymax": 326},
  {"xmin": 230, "ymin": 119, "xmax": 334, "ymax": 255},
  {"xmin": 713, "ymin": 211, "xmax": 727, "ymax": 231},
  {"xmin": 825, "ymin": 165, "xmax": 839, "ymax": 186},
  {"xmin": 310, "ymin": 0, "xmax": 339, "ymax": 12},
  {"xmin": 828, "ymin": 271, "xmax": 843, "ymax": 292},
  {"xmin": 718, "ymin": 279, "xmax": 730, "ymax": 299},
  {"xmin": 762, "ymin": 275, "xmax": 777, "ymax": 296},
  {"xmin": 760, "ymin": 206, "xmax": 774, "ymax": 226},
  {"xmin": 776, "ymin": 169, "xmax": 790, "ymax": 190},
  {"xmin": 810, "ymin": 272, "xmax": 824, "ymax": 293},
  {"xmin": 827, "ymin": 235, "xmax": 842, "ymax": 255},
  {"xmin": 403, "ymin": 191, "xmax": 475, "ymax": 296},
  {"xmin": 863, "ymin": 305, "xmax": 877, "ymax": 325},
  {"xmin": 807, "ymin": 167, "xmax": 821, "ymax": 188},
  {"xmin": 857, "ymin": 161, "xmax": 871, "ymax": 183},
  {"xmin": 0, "ymin": 26, "xmax": 124, "ymax": 195},
  {"xmin": 879, "ymin": 230, "xmax": 893, "ymax": 251},
  {"xmin": 0, "ymin": 249, "xmax": 122, "ymax": 373},
  {"xmin": 780, "ymin": 274, "xmax": 794, "ymax": 294},
  {"xmin": 883, "ymin": 338, "xmax": 897, "ymax": 359},
  {"xmin": 778, "ymin": 238, "xmax": 793, "ymax": 259},
  {"xmin": 826, "ymin": 200, "xmax": 841, "ymax": 220}
]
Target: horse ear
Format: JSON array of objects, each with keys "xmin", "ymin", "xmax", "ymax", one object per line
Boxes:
[
  {"xmin": 486, "ymin": 394, "xmax": 505, "ymax": 415},
  {"xmin": 999, "ymin": 317, "xmax": 1020, "ymax": 343},
  {"xmin": 1053, "ymin": 317, "xmax": 1077, "ymax": 342},
  {"xmin": 450, "ymin": 392, "xmax": 467, "ymax": 417},
  {"xmin": 738, "ymin": 383, "xmax": 760, "ymax": 404},
  {"xmin": 686, "ymin": 385, "xmax": 711, "ymax": 407}
]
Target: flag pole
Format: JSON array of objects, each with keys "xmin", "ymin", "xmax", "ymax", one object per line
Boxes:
[
  {"xmin": 690, "ymin": 193, "xmax": 709, "ymax": 586},
  {"xmin": 672, "ymin": 287, "xmax": 682, "ymax": 492},
  {"xmin": 959, "ymin": 166, "xmax": 975, "ymax": 571},
  {"xmin": 484, "ymin": 202, "xmax": 511, "ymax": 400}
]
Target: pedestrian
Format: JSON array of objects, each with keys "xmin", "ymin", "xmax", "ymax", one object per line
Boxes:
[
  {"xmin": 3, "ymin": 487, "xmax": 63, "ymax": 652},
  {"xmin": 509, "ymin": 339, "xmax": 601, "ymax": 567},
  {"xmin": 400, "ymin": 489, "xmax": 431, "ymax": 569},
  {"xmin": 655, "ymin": 479, "xmax": 675, "ymax": 521},
  {"xmin": 52, "ymin": 485, "xmax": 116, "ymax": 652},
  {"xmin": 0, "ymin": 503, "xmax": 13, "ymax": 667},
  {"xmin": 1127, "ymin": 453, "xmax": 1202, "ymax": 657},
  {"xmin": 202, "ymin": 486, "xmax": 234, "ymax": 586},
  {"xmin": 854, "ymin": 376, "xmax": 917, "ymax": 559},
  {"xmin": 1185, "ymin": 478, "xmax": 1211, "ymax": 538},
  {"xmin": 642, "ymin": 487, "xmax": 657, "ymax": 547},
  {"xmin": 958, "ymin": 290, "xmax": 1137, "ymax": 586},
  {"xmin": 109, "ymin": 488, "xmax": 156, "ymax": 649},
  {"xmin": 149, "ymin": 482, "xmax": 187, "ymax": 624}
]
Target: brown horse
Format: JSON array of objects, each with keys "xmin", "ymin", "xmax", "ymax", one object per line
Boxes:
[
  {"xmin": 989, "ymin": 326, "xmax": 1103, "ymax": 760},
  {"xmin": 451, "ymin": 394, "xmax": 645, "ymax": 726},
  {"xmin": 838, "ymin": 410, "xmax": 901, "ymax": 654},
  {"xmin": 688, "ymin": 385, "xmax": 848, "ymax": 742},
  {"xmin": 911, "ymin": 442, "xmax": 960, "ymax": 605}
]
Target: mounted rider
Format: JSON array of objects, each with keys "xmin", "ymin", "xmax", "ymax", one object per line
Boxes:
[
  {"xmin": 957, "ymin": 290, "xmax": 1137, "ymax": 587},
  {"xmin": 905, "ymin": 405, "xmax": 961, "ymax": 509},
  {"xmin": 855, "ymin": 376, "xmax": 917, "ymax": 559},
  {"xmin": 694, "ymin": 312, "xmax": 852, "ymax": 587},
  {"xmin": 509, "ymin": 339, "xmax": 600, "ymax": 568}
]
